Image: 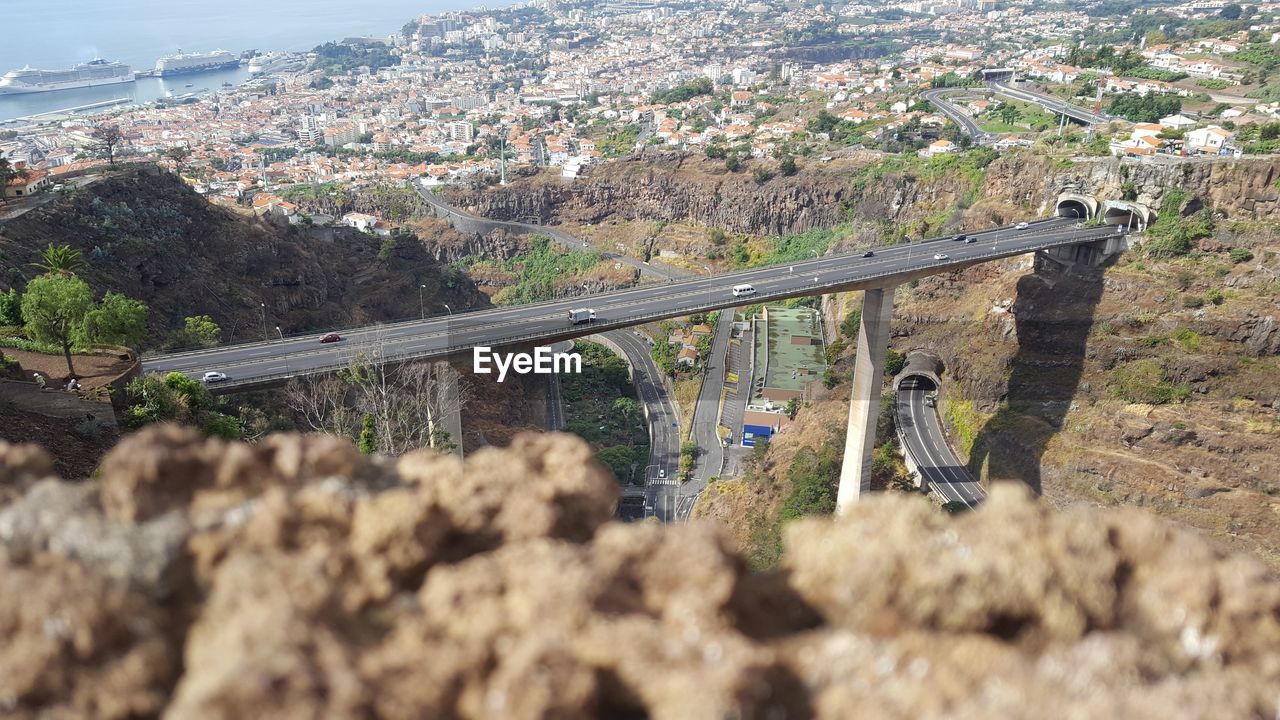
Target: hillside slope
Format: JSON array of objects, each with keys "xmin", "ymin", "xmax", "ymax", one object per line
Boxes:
[{"xmin": 0, "ymin": 167, "xmax": 486, "ymax": 349}]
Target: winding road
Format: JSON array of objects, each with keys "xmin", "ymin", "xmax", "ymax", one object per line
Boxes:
[{"xmin": 896, "ymin": 377, "xmax": 985, "ymax": 507}]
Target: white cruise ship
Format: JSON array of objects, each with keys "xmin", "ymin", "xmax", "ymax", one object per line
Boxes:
[
  {"xmin": 0, "ymin": 59, "xmax": 135, "ymax": 95},
  {"xmin": 155, "ymin": 50, "xmax": 239, "ymax": 77}
]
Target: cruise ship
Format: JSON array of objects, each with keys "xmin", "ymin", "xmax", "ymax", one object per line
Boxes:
[
  {"xmin": 154, "ymin": 50, "xmax": 239, "ymax": 77},
  {"xmin": 0, "ymin": 59, "xmax": 134, "ymax": 95},
  {"xmin": 248, "ymin": 51, "xmax": 289, "ymax": 75}
]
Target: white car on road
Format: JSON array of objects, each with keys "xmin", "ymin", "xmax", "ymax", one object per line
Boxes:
[
  {"xmin": 201, "ymin": 371, "xmax": 228, "ymax": 383},
  {"xmin": 933, "ymin": 253, "xmax": 949, "ymax": 260},
  {"xmin": 1015, "ymin": 222, "xmax": 1029, "ymax": 230}
]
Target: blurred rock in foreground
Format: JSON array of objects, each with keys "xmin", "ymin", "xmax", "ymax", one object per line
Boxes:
[{"xmin": 0, "ymin": 427, "xmax": 1277, "ymax": 719}]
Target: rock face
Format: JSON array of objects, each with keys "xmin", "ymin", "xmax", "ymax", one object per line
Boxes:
[{"xmin": 1, "ymin": 427, "xmax": 1278, "ymax": 718}]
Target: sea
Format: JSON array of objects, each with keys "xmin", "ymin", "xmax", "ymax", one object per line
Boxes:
[{"xmin": 0, "ymin": 0, "xmax": 511, "ymax": 123}]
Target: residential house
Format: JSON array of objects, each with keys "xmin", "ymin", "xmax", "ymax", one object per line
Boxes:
[
  {"xmin": 2, "ymin": 163, "xmax": 50, "ymax": 199},
  {"xmin": 925, "ymin": 139, "xmax": 956, "ymax": 156},
  {"xmin": 1185, "ymin": 125, "xmax": 1234, "ymax": 153},
  {"xmin": 1158, "ymin": 114, "xmax": 1197, "ymax": 130}
]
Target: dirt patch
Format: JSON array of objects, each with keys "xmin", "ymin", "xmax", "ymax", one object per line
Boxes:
[{"xmin": 3, "ymin": 348, "xmax": 132, "ymax": 390}]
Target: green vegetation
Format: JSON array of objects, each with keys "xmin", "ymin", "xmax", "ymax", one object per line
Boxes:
[
  {"xmin": 459, "ymin": 235, "xmax": 601, "ymax": 306},
  {"xmin": 779, "ymin": 437, "xmax": 843, "ymax": 522},
  {"xmin": 1145, "ymin": 189, "xmax": 1213, "ymax": 258},
  {"xmin": 30, "ymin": 244, "xmax": 87, "ymax": 275},
  {"xmin": 122, "ymin": 372, "xmax": 242, "ymax": 439},
  {"xmin": 167, "ymin": 315, "xmax": 221, "ymax": 351},
  {"xmin": 598, "ymin": 125, "xmax": 640, "ymax": 157},
  {"xmin": 740, "ymin": 225, "xmax": 848, "ymax": 268},
  {"xmin": 310, "ymin": 42, "xmax": 400, "ymax": 76},
  {"xmin": 840, "ymin": 308, "xmax": 862, "ymax": 339},
  {"xmin": 560, "ymin": 342, "xmax": 649, "ymax": 484},
  {"xmin": 1108, "ymin": 94, "xmax": 1181, "ymax": 123},
  {"xmin": 0, "ymin": 288, "xmax": 21, "ymax": 326},
  {"xmin": 884, "ymin": 348, "xmax": 906, "ymax": 377},
  {"xmin": 650, "ymin": 77, "xmax": 713, "ymax": 104},
  {"xmin": 77, "ymin": 292, "xmax": 147, "ymax": 348},
  {"xmin": 20, "ymin": 274, "xmax": 94, "ymax": 375},
  {"xmin": 1111, "ymin": 358, "xmax": 1191, "ymax": 404},
  {"xmin": 1229, "ymin": 248, "xmax": 1254, "ymax": 264},
  {"xmin": 1173, "ymin": 328, "xmax": 1203, "ymax": 353}
]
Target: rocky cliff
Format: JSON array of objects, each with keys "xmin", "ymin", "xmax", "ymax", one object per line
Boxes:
[
  {"xmin": 0, "ymin": 168, "xmax": 486, "ymax": 347},
  {"xmin": 441, "ymin": 154, "xmax": 1280, "ymax": 249},
  {"xmin": 0, "ymin": 428, "xmax": 1278, "ymax": 719}
]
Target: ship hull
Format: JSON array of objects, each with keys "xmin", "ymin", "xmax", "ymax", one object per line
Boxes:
[{"xmin": 0, "ymin": 74, "xmax": 135, "ymax": 96}]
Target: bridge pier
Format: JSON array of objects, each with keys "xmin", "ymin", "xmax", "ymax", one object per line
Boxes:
[{"xmin": 836, "ymin": 285, "xmax": 896, "ymax": 514}]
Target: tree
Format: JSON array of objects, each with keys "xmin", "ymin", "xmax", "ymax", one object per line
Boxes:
[
  {"xmin": 92, "ymin": 125, "xmax": 125, "ymax": 165},
  {"xmin": 1221, "ymin": 3, "xmax": 1243, "ymax": 19},
  {"xmin": 286, "ymin": 334, "xmax": 468, "ymax": 455},
  {"xmin": 0, "ymin": 288, "xmax": 21, "ymax": 326},
  {"xmin": 884, "ymin": 348, "xmax": 906, "ymax": 377},
  {"xmin": 778, "ymin": 155, "xmax": 798, "ymax": 176},
  {"xmin": 996, "ymin": 104, "xmax": 1020, "ymax": 126},
  {"xmin": 167, "ymin": 315, "xmax": 221, "ymax": 350},
  {"xmin": 165, "ymin": 145, "xmax": 191, "ymax": 175},
  {"xmin": 20, "ymin": 274, "xmax": 94, "ymax": 376},
  {"xmin": 30, "ymin": 244, "xmax": 86, "ymax": 276},
  {"xmin": 78, "ymin": 292, "xmax": 147, "ymax": 348}
]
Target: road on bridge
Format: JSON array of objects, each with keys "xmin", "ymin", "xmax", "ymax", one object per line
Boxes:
[
  {"xmin": 144, "ymin": 218, "xmax": 1123, "ymax": 390},
  {"xmin": 987, "ymin": 81, "xmax": 1110, "ymax": 125},
  {"xmin": 896, "ymin": 376, "xmax": 985, "ymax": 508}
]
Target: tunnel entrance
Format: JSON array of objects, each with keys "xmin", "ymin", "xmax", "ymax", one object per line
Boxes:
[
  {"xmin": 898, "ymin": 375, "xmax": 937, "ymax": 393},
  {"xmin": 1056, "ymin": 199, "xmax": 1090, "ymax": 219},
  {"xmin": 1102, "ymin": 207, "xmax": 1139, "ymax": 228}
]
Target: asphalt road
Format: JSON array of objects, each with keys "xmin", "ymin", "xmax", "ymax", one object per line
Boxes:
[
  {"xmin": 896, "ymin": 377, "xmax": 985, "ymax": 508},
  {"xmin": 921, "ymin": 88, "xmax": 990, "ymax": 143},
  {"xmin": 412, "ymin": 190, "xmax": 688, "ymax": 520},
  {"xmin": 144, "ymin": 218, "xmax": 1122, "ymax": 389},
  {"xmin": 602, "ymin": 329, "xmax": 681, "ymax": 521},
  {"xmin": 987, "ymin": 81, "xmax": 1110, "ymax": 125}
]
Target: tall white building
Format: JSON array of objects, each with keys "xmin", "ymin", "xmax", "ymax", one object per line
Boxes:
[{"xmin": 446, "ymin": 120, "xmax": 475, "ymax": 142}]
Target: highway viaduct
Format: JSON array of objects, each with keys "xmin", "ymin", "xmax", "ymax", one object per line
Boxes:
[{"xmin": 143, "ymin": 197, "xmax": 1140, "ymax": 515}]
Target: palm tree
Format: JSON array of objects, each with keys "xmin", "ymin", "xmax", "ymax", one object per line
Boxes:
[{"xmin": 30, "ymin": 244, "xmax": 87, "ymax": 276}]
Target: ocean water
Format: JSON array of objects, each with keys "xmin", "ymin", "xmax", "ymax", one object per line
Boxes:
[{"xmin": 0, "ymin": 0, "xmax": 509, "ymax": 122}]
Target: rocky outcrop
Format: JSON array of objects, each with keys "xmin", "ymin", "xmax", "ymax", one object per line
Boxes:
[
  {"xmin": 442, "ymin": 155, "xmax": 864, "ymax": 237},
  {"xmin": 0, "ymin": 169, "xmax": 486, "ymax": 345},
  {"xmin": 1, "ymin": 427, "xmax": 1278, "ymax": 718}
]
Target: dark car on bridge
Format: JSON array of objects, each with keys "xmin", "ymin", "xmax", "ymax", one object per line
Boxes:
[{"xmin": 319, "ymin": 332, "xmax": 343, "ymax": 343}]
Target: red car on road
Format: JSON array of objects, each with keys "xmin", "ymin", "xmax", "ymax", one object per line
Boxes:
[{"xmin": 319, "ymin": 332, "xmax": 343, "ymax": 343}]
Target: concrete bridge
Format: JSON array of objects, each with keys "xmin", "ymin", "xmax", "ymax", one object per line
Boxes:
[{"xmin": 145, "ymin": 216, "xmax": 1134, "ymax": 517}]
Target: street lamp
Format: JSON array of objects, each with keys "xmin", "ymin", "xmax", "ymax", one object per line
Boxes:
[
  {"xmin": 259, "ymin": 303, "xmax": 267, "ymax": 341},
  {"xmin": 442, "ymin": 303, "xmax": 452, "ymax": 316},
  {"xmin": 275, "ymin": 325, "xmax": 284, "ymax": 341},
  {"xmin": 419, "ymin": 284, "xmax": 426, "ymax": 320}
]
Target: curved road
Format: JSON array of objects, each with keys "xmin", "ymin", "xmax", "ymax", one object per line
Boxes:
[
  {"xmin": 414, "ymin": 188, "xmax": 689, "ymax": 520},
  {"xmin": 601, "ymin": 329, "xmax": 682, "ymax": 521},
  {"xmin": 922, "ymin": 88, "xmax": 990, "ymax": 143},
  {"xmin": 896, "ymin": 377, "xmax": 985, "ymax": 507}
]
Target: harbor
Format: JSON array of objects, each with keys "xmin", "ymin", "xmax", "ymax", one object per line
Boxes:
[{"xmin": 0, "ymin": 63, "xmax": 251, "ymax": 124}]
